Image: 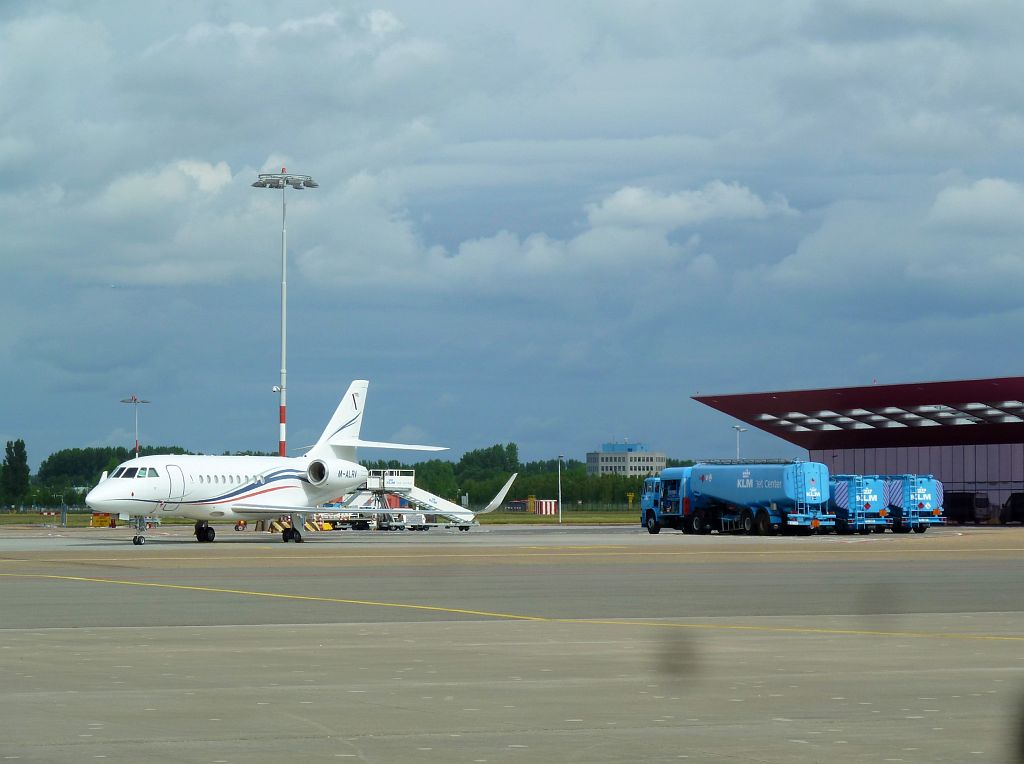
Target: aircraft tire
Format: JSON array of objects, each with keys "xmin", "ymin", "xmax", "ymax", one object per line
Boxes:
[{"xmin": 204, "ymin": 527, "xmax": 216, "ymax": 543}]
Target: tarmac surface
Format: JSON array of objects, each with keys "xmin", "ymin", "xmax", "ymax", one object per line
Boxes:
[{"xmin": 1, "ymin": 523, "xmax": 1022, "ymax": 763}]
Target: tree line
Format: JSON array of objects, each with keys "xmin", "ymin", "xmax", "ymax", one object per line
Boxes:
[
  {"xmin": 2, "ymin": 440, "xmax": 692, "ymax": 511},
  {"xmin": 1, "ymin": 443, "xmax": 191, "ymax": 508},
  {"xmin": 364, "ymin": 442, "xmax": 694, "ymax": 509}
]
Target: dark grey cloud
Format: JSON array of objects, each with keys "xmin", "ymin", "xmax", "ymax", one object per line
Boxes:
[{"xmin": 3, "ymin": 1, "xmax": 1024, "ymax": 469}]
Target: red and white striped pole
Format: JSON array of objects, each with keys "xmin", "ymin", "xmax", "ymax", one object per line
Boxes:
[
  {"xmin": 252, "ymin": 168, "xmax": 318, "ymax": 458},
  {"xmin": 279, "ymin": 167, "xmax": 288, "ymax": 457}
]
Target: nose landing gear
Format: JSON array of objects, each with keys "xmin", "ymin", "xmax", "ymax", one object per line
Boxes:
[{"xmin": 132, "ymin": 515, "xmax": 148, "ymax": 545}]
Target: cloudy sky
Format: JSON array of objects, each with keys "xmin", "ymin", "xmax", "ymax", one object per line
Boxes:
[{"xmin": 4, "ymin": 0, "xmax": 1024, "ymax": 470}]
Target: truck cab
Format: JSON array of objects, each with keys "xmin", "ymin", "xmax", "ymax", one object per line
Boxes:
[{"xmin": 641, "ymin": 467, "xmax": 691, "ymax": 534}]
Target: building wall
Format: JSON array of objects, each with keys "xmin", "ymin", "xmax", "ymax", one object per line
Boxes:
[
  {"xmin": 586, "ymin": 449, "xmax": 667, "ymax": 476},
  {"xmin": 809, "ymin": 443, "xmax": 1024, "ymax": 510}
]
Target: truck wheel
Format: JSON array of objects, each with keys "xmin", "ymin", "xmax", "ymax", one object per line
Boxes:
[
  {"xmin": 738, "ymin": 509, "xmax": 754, "ymax": 534},
  {"xmin": 913, "ymin": 525, "xmax": 927, "ymax": 534},
  {"xmin": 645, "ymin": 512, "xmax": 661, "ymax": 535},
  {"xmin": 753, "ymin": 510, "xmax": 768, "ymax": 536},
  {"xmin": 692, "ymin": 510, "xmax": 712, "ymax": 534},
  {"xmin": 835, "ymin": 519, "xmax": 852, "ymax": 535}
]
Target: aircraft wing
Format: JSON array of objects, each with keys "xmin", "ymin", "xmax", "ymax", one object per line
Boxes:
[{"xmin": 231, "ymin": 503, "xmax": 322, "ymax": 517}]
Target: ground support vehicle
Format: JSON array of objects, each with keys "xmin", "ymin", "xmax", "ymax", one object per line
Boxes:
[
  {"xmin": 829, "ymin": 475, "xmax": 889, "ymax": 534},
  {"xmin": 999, "ymin": 493, "xmax": 1024, "ymax": 525},
  {"xmin": 641, "ymin": 461, "xmax": 834, "ymax": 536},
  {"xmin": 882, "ymin": 474, "xmax": 945, "ymax": 533}
]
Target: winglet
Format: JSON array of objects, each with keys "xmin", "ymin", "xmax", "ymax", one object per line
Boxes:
[{"xmin": 476, "ymin": 473, "xmax": 518, "ymax": 515}]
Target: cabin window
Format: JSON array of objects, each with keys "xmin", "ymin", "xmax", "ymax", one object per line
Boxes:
[
  {"xmin": 663, "ymin": 479, "xmax": 681, "ymax": 499},
  {"xmin": 122, "ymin": 467, "xmax": 138, "ymax": 479},
  {"xmin": 235, "ymin": 475, "xmax": 240, "ymax": 484},
  {"xmin": 198, "ymin": 475, "xmax": 204, "ymax": 484}
]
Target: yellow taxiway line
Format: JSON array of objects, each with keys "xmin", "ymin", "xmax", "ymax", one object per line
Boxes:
[{"xmin": 2, "ymin": 572, "xmax": 1021, "ymax": 643}]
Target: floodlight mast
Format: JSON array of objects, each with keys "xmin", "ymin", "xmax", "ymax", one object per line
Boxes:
[
  {"xmin": 120, "ymin": 394, "xmax": 151, "ymax": 458},
  {"xmin": 251, "ymin": 169, "xmax": 319, "ymax": 456},
  {"xmin": 732, "ymin": 424, "xmax": 748, "ymax": 460}
]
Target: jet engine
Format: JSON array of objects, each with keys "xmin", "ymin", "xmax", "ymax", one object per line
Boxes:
[{"xmin": 305, "ymin": 458, "xmax": 365, "ymax": 491}]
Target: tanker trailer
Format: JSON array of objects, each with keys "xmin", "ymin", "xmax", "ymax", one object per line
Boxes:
[
  {"xmin": 829, "ymin": 474, "xmax": 889, "ymax": 534},
  {"xmin": 688, "ymin": 461, "xmax": 834, "ymax": 535},
  {"xmin": 641, "ymin": 462, "xmax": 835, "ymax": 536},
  {"xmin": 882, "ymin": 475, "xmax": 945, "ymax": 533}
]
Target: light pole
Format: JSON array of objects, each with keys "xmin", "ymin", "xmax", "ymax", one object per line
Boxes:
[
  {"xmin": 557, "ymin": 454, "xmax": 563, "ymax": 525},
  {"xmin": 252, "ymin": 168, "xmax": 319, "ymax": 457},
  {"xmin": 53, "ymin": 493, "xmax": 65, "ymax": 528},
  {"xmin": 732, "ymin": 425, "xmax": 747, "ymax": 460},
  {"xmin": 120, "ymin": 394, "xmax": 151, "ymax": 458}
]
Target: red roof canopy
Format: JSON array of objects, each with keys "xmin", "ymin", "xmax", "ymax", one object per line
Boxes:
[{"xmin": 693, "ymin": 376, "xmax": 1024, "ymax": 450}]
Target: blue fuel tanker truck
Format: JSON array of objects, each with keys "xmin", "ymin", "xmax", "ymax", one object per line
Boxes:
[
  {"xmin": 641, "ymin": 461, "xmax": 834, "ymax": 535},
  {"xmin": 882, "ymin": 474, "xmax": 945, "ymax": 533},
  {"xmin": 830, "ymin": 474, "xmax": 889, "ymax": 534}
]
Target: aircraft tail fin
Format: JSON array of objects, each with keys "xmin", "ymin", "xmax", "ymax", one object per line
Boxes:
[
  {"xmin": 308, "ymin": 381, "xmax": 447, "ymax": 461},
  {"xmin": 308, "ymin": 380, "xmax": 368, "ymax": 460}
]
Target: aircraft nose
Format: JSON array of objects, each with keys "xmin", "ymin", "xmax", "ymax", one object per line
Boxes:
[{"xmin": 85, "ymin": 482, "xmax": 111, "ymax": 511}]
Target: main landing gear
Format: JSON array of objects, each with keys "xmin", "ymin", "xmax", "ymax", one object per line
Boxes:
[
  {"xmin": 194, "ymin": 521, "xmax": 216, "ymax": 543},
  {"xmin": 282, "ymin": 526, "xmax": 304, "ymax": 543}
]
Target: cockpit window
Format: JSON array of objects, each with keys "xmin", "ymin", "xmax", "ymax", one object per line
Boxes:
[
  {"xmin": 137, "ymin": 468, "xmax": 148, "ymax": 478},
  {"xmin": 111, "ymin": 467, "xmax": 125, "ymax": 478},
  {"xmin": 148, "ymin": 468, "xmax": 160, "ymax": 478},
  {"xmin": 122, "ymin": 467, "xmax": 138, "ymax": 478}
]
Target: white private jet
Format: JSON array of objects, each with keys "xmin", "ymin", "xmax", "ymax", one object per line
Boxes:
[{"xmin": 85, "ymin": 380, "xmax": 447, "ymax": 545}]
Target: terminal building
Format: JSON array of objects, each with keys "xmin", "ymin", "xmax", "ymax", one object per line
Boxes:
[
  {"xmin": 586, "ymin": 442, "xmax": 667, "ymax": 477},
  {"xmin": 694, "ymin": 376, "xmax": 1024, "ymax": 523}
]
